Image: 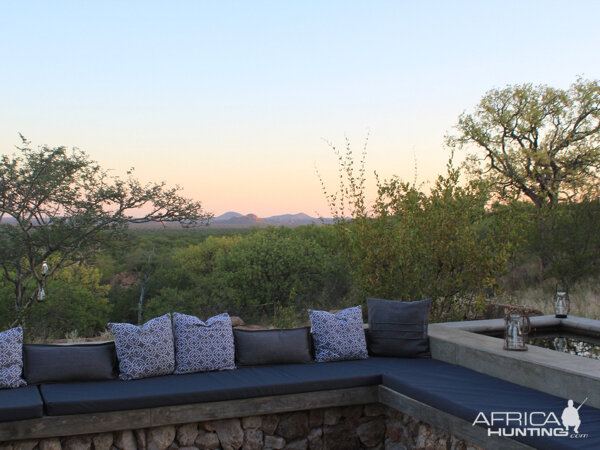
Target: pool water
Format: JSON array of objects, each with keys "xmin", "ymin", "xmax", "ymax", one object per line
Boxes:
[{"xmin": 527, "ymin": 334, "xmax": 600, "ymax": 360}]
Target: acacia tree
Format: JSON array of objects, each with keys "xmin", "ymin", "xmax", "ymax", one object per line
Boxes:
[
  {"xmin": 448, "ymin": 78, "xmax": 600, "ymax": 208},
  {"xmin": 0, "ymin": 137, "xmax": 211, "ymax": 318}
]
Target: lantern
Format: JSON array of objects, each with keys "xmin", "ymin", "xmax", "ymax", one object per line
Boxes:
[
  {"xmin": 504, "ymin": 311, "xmax": 530, "ymax": 351},
  {"xmin": 554, "ymin": 291, "xmax": 570, "ymax": 318}
]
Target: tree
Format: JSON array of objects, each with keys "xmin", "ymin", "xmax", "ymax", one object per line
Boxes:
[
  {"xmin": 449, "ymin": 78, "xmax": 600, "ymax": 208},
  {"xmin": 0, "ymin": 137, "xmax": 212, "ymax": 320}
]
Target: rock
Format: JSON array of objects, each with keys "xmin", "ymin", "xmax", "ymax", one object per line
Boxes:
[
  {"xmin": 385, "ymin": 419, "xmax": 405, "ymax": 443},
  {"xmin": 323, "ymin": 424, "xmax": 360, "ymax": 450},
  {"xmin": 194, "ymin": 430, "xmax": 219, "ymax": 449},
  {"xmin": 309, "ymin": 409, "xmax": 323, "ymax": 428},
  {"xmin": 357, "ymin": 419, "xmax": 386, "ymax": 447},
  {"xmin": 147, "ymin": 426, "xmax": 176, "ymax": 450},
  {"xmin": 341, "ymin": 406, "xmax": 362, "ymax": 419},
  {"xmin": 364, "ymin": 404, "xmax": 387, "ymax": 417},
  {"xmin": 384, "ymin": 439, "xmax": 407, "ymax": 450},
  {"xmin": 39, "ymin": 439, "xmax": 61, "ymax": 450},
  {"xmin": 92, "ymin": 433, "xmax": 113, "ymax": 450},
  {"xmin": 177, "ymin": 424, "xmax": 199, "ymax": 446},
  {"xmin": 242, "ymin": 428, "xmax": 263, "ymax": 450},
  {"xmin": 178, "ymin": 447, "xmax": 199, "ymax": 450},
  {"xmin": 263, "ymin": 435, "xmax": 285, "ymax": 450},
  {"xmin": 63, "ymin": 436, "xmax": 92, "ymax": 450},
  {"xmin": 114, "ymin": 431, "xmax": 137, "ymax": 450},
  {"xmin": 242, "ymin": 416, "xmax": 262, "ymax": 429},
  {"xmin": 230, "ymin": 316, "xmax": 244, "ymax": 327},
  {"xmin": 166, "ymin": 444, "xmax": 179, "ymax": 450},
  {"xmin": 284, "ymin": 438, "xmax": 307, "ymax": 450},
  {"xmin": 323, "ymin": 408, "xmax": 341, "ymax": 426},
  {"xmin": 307, "ymin": 428, "xmax": 323, "ymax": 450},
  {"xmin": 0, "ymin": 444, "xmax": 13, "ymax": 450},
  {"xmin": 262, "ymin": 415, "xmax": 280, "ymax": 435},
  {"xmin": 210, "ymin": 419, "xmax": 243, "ymax": 450},
  {"xmin": 276, "ymin": 412, "xmax": 308, "ymax": 441},
  {"xmin": 12, "ymin": 442, "xmax": 38, "ymax": 450},
  {"xmin": 135, "ymin": 429, "xmax": 147, "ymax": 449}
]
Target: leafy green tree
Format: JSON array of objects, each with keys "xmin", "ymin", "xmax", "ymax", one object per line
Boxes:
[
  {"xmin": 448, "ymin": 78, "xmax": 600, "ymax": 209},
  {"xmin": 321, "ymin": 142, "xmax": 516, "ymax": 321},
  {"xmin": 0, "ymin": 137, "xmax": 211, "ymax": 322},
  {"xmin": 214, "ymin": 228, "xmax": 344, "ymax": 326},
  {"xmin": 1, "ymin": 264, "xmax": 111, "ymax": 341}
]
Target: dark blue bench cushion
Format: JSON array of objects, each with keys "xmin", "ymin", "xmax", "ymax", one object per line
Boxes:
[
  {"xmin": 0, "ymin": 385, "xmax": 44, "ymax": 422},
  {"xmin": 40, "ymin": 359, "xmax": 382, "ymax": 416},
  {"xmin": 373, "ymin": 358, "xmax": 600, "ymax": 450}
]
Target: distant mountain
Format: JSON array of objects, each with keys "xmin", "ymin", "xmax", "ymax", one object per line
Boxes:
[
  {"xmin": 263, "ymin": 213, "xmax": 321, "ymax": 227},
  {"xmin": 214, "ymin": 211, "xmax": 245, "ymax": 221},
  {"xmin": 212, "ymin": 213, "xmax": 268, "ymax": 228},
  {"xmin": 211, "ymin": 212, "xmax": 332, "ymax": 228}
]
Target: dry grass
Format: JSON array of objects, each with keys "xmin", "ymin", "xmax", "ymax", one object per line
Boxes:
[{"xmin": 502, "ymin": 277, "xmax": 600, "ymax": 320}]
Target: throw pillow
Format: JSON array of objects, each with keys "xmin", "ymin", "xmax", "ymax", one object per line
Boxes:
[
  {"xmin": 172, "ymin": 312, "xmax": 235, "ymax": 374},
  {"xmin": 367, "ymin": 297, "xmax": 432, "ymax": 357},
  {"xmin": 108, "ymin": 314, "xmax": 175, "ymax": 380},
  {"xmin": 308, "ymin": 306, "xmax": 368, "ymax": 362},
  {"xmin": 23, "ymin": 342, "xmax": 117, "ymax": 384},
  {"xmin": 0, "ymin": 327, "xmax": 27, "ymax": 389},
  {"xmin": 234, "ymin": 327, "xmax": 313, "ymax": 366}
]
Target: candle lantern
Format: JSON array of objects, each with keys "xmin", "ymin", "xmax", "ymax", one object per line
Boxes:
[
  {"xmin": 554, "ymin": 291, "xmax": 570, "ymax": 318},
  {"xmin": 504, "ymin": 310, "xmax": 531, "ymax": 351}
]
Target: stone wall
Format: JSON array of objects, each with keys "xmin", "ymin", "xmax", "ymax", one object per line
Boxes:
[{"xmin": 0, "ymin": 404, "xmax": 482, "ymax": 450}]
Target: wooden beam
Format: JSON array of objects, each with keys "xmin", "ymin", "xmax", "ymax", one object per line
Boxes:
[{"xmin": 0, "ymin": 386, "xmax": 378, "ymax": 440}]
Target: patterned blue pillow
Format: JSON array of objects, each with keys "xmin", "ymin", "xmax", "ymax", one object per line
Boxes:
[
  {"xmin": 108, "ymin": 314, "xmax": 175, "ymax": 380},
  {"xmin": 0, "ymin": 327, "xmax": 27, "ymax": 389},
  {"xmin": 308, "ymin": 306, "xmax": 368, "ymax": 362},
  {"xmin": 172, "ymin": 312, "xmax": 235, "ymax": 374}
]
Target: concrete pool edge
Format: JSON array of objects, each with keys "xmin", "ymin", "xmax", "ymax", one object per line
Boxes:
[{"xmin": 429, "ymin": 315, "xmax": 600, "ymax": 409}]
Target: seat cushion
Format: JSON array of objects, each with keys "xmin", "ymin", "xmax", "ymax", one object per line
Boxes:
[
  {"xmin": 0, "ymin": 385, "xmax": 44, "ymax": 421},
  {"xmin": 376, "ymin": 358, "xmax": 600, "ymax": 450},
  {"xmin": 40, "ymin": 359, "xmax": 383, "ymax": 416},
  {"xmin": 234, "ymin": 327, "xmax": 313, "ymax": 366},
  {"xmin": 24, "ymin": 342, "xmax": 117, "ymax": 384}
]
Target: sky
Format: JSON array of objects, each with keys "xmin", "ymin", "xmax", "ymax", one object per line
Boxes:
[{"xmin": 1, "ymin": 1, "xmax": 599, "ymax": 217}]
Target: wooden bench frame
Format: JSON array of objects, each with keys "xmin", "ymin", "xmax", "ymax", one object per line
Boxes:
[{"xmin": 0, "ymin": 385, "xmax": 530, "ymax": 449}]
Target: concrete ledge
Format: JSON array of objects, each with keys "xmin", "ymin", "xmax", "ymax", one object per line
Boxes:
[
  {"xmin": 377, "ymin": 386, "xmax": 532, "ymax": 450},
  {"xmin": 0, "ymin": 386, "xmax": 378, "ymax": 440},
  {"xmin": 429, "ymin": 316, "xmax": 600, "ymax": 409}
]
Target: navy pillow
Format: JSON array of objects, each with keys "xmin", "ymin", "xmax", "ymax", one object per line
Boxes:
[
  {"xmin": 23, "ymin": 342, "xmax": 117, "ymax": 384},
  {"xmin": 367, "ymin": 297, "xmax": 432, "ymax": 358},
  {"xmin": 234, "ymin": 328, "xmax": 313, "ymax": 366}
]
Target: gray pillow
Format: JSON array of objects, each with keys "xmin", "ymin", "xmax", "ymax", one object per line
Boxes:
[
  {"xmin": 23, "ymin": 342, "xmax": 117, "ymax": 384},
  {"xmin": 234, "ymin": 327, "xmax": 313, "ymax": 366},
  {"xmin": 367, "ymin": 297, "xmax": 432, "ymax": 358},
  {"xmin": 308, "ymin": 306, "xmax": 368, "ymax": 362},
  {"xmin": 0, "ymin": 327, "xmax": 26, "ymax": 389},
  {"xmin": 108, "ymin": 314, "xmax": 175, "ymax": 380},
  {"xmin": 173, "ymin": 312, "xmax": 235, "ymax": 374}
]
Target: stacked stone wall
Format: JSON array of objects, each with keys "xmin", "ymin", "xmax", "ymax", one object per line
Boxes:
[{"xmin": 0, "ymin": 404, "xmax": 482, "ymax": 450}]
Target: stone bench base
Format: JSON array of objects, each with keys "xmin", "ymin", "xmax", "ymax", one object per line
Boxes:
[{"xmin": 0, "ymin": 386, "xmax": 529, "ymax": 450}]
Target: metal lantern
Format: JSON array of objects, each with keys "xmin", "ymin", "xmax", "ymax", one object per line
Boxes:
[
  {"xmin": 504, "ymin": 311, "xmax": 531, "ymax": 351},
  {"xmin": 41, "ymin": 260, "xmax": 49, "ymax": 276},
  {"xmin": 37, "ymin": 287, "xmax": 46, "ymax": 301},
  {"xmin": 554, "ymin": 291, "xmax": 570, "ymax": 318}
]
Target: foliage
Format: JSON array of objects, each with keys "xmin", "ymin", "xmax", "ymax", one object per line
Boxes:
[
  {"xmin": 0, "ymin": 264, "xmax": 110, "ymax": 341},
  {"xmin": 321, "ymin": 141, "xmax": 516, "ymax": 321},
  {"xmin": 0, "ymin": 137, "xmax": 211, "ymax": 322},
  {"xmin": 448, "ymin": 78, "xmax": 600, "ymax": 209},
  {"xmin": 213, "ymin": 228, "xmax": 346, "ymax": 326}
]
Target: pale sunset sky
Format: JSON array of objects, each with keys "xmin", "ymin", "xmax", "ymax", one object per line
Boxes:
[{"xmin": 1, "ymin": 1, "xmax": 599, "ymax": 217}]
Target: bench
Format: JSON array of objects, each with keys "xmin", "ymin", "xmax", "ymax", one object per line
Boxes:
[{"xmin": 3, "ymin": 356, "xmax": 600, "ymax": 449}]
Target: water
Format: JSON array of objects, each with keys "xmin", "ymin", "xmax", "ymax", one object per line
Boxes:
[{"xmin": 528, "ymin": 334, "xmax": 600, "ymax": 360}]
